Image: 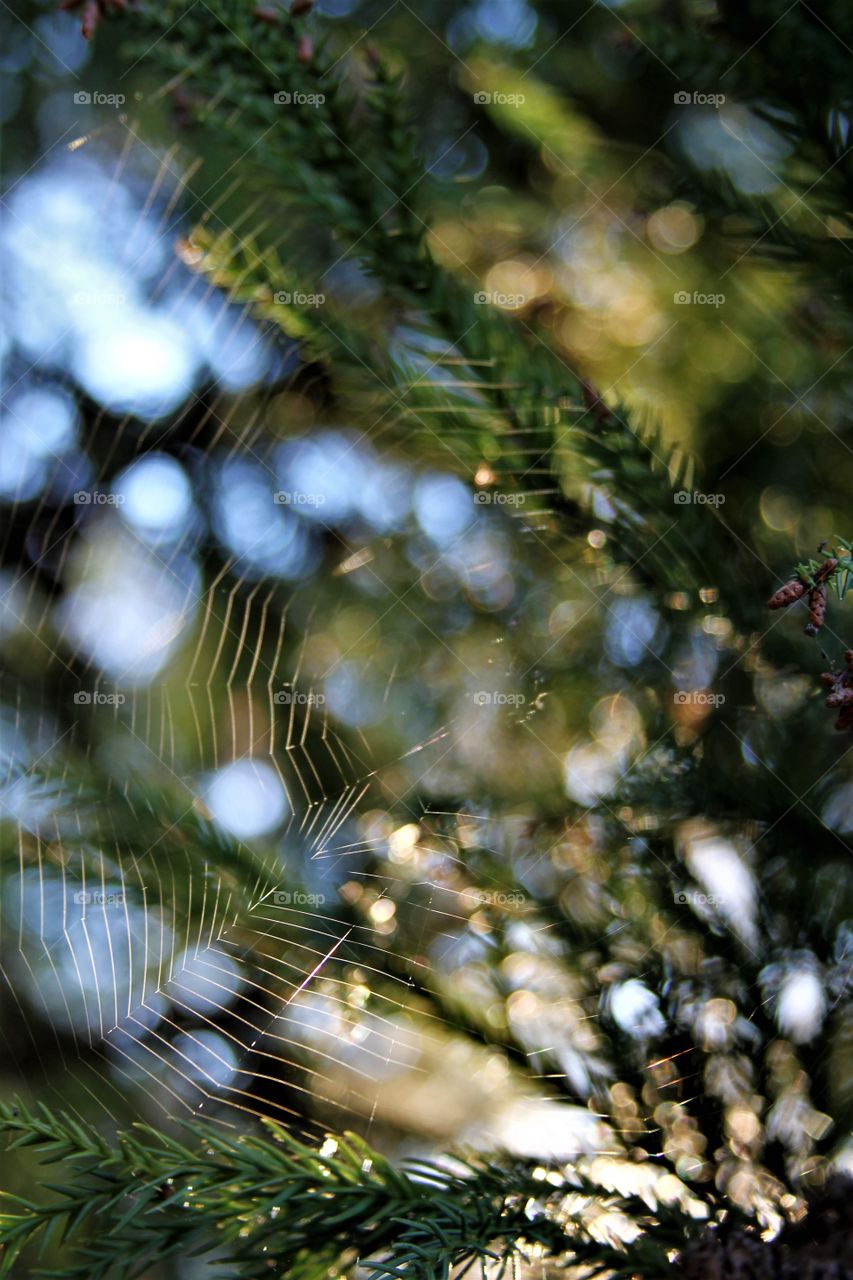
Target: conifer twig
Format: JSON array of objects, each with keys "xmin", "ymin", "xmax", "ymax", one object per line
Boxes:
[{"xmin": 0, "ymin": 1098, "xmax": 691, "ymax": 1279}]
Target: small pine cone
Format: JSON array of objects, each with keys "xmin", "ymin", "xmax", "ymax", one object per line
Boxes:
[
  {"xmin": 768, "ymin": 579, "xmax": 807, "ymax": 609},
  {"xmin": 58, "ymin": 0, "xmax": 126, "ymax": 38},
  {"xmin": 291, "ymin": 0, "xmax": 314, "ymax": 14},
  {"xmin": 821, "ymin": 672, "xmax": 838, "ymax": 686},
  {"xmin": 836, "ymin": 704, "xmax": 853, "ymax": 731},
  {"xmin": 805, "ymin": 584, "xmax": 827, "ymax": 634},
  {"xmin": 80, "ymin": 0, "xmax": 101, "ymax": 37},
  {"xmin": 297, "ymin": 33, "xmax": 313, "ymax": 62},
  {"xmin": 813, "ymin": 555, "xmax": 839, "ymax": 583}
]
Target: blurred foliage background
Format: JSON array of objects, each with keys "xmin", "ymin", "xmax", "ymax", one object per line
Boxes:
[{"xmin": 1, "ymin": 0, "xmax": 853, "ymax": 1275}]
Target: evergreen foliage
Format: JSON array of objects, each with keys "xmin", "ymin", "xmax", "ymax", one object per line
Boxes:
[{"xmin": 2, "ymin": 1, "xmax": 853, "ymax": 1277}]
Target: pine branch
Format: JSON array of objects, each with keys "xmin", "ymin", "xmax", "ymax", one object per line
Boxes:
[
  {"xmin": 0, "ymin": 1099, "xmax": 687, "ymax": 1280},
  {"xmin": 89, "ymin": 0, "xmax": 728, "ymax": 598},
  {"xmin": 625, "ymin": 0, "xmax": 853, "ymax": 311},
  {"xmin": 114, "ymin": 1, "xmax": 429, "ymax": 286}
]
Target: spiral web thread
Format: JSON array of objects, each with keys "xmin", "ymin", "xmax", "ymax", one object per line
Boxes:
[
  {"xmin": 4, "ymin": 86, "xmax": 844, "ymax": 1222},
  {"xmin": 0, "ymin": 118, "xmax": 588, "ymax": 1151}
]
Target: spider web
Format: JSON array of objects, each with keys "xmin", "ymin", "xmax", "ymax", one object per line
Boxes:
[
  {"xmin": 0, "ymin": 117, "xmax": 614, "ymax": 1165},
  {"xmin": 2, "ymin": 59, "xmax": 850, "ymax": 1229}
]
